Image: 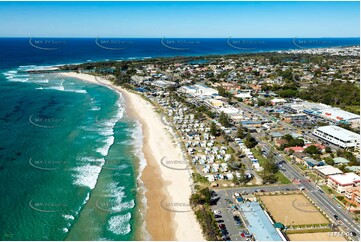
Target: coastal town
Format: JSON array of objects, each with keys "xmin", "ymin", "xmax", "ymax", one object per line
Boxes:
[{"xmin": 52, "ymin": 47, "xmax": 360, "ymax": 241}]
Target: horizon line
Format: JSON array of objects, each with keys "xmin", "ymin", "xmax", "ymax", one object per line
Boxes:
[{"xmin": 0, "ymin": 36, "xmax": 360, "ymax": 39}]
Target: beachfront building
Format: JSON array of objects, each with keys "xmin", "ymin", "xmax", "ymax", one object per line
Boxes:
[
  {"xmin": 237, "ymin": 202, "xmax": 286, "ymax": 241},
  {"xmin": 312, "ymin": 125, "xmax": 360, "ymax": 149},
  {"xmin": 327, "ymin": 173, "xmax": 360, "ymax": 194}
]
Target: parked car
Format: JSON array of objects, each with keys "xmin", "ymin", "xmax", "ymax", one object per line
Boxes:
[
  {"xmin": 213, "ymin": 210, "xmax": 221, "ymax": 215},
  {"xmin": 218, "ymin": 224, "xmax": 226, "ymax": 230}
]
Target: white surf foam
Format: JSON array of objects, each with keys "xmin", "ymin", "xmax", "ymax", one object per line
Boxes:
[
  {"xmin": 96, "ymin": 136, "xmax": 115, "ymax": 156},
  {"xmin": 8, "ymin": 78, "xmax": 29, "ymax": 83},
  {"xmin": 107, "ymin": 213, "xmax": 132, "ymax": 235},
  {"xmin": 62, "ymin": 214, "xmax": 75, "ymax": 221},
  {"xmin": 105, "ymin": 182, "xmax": 135, "ymax": 212},
  {"xmin": 72, "ymin": 163, "xmax": 103, "ymax": 189}
]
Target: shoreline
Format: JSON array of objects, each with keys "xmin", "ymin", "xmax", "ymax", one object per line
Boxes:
[{"xmin": 61, "ymin": 72, "xmax": 204, "ymax": 241}]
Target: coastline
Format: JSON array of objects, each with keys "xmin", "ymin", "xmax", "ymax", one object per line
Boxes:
[{"xmin": 61, "ymin": 72, "xmax": 204, "ymax": 241}]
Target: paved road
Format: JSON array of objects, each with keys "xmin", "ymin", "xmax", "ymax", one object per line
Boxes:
[
  {"xmin": 215, "ymin": 183, "xmax": 298, "ymax": 194},
  {"xmin": 179, "ymin": 92, "xmax": 359, "ymax": 239},
  {"xmin": 259, "ymin": 139, "xmax": 360, "ymax": 240}
]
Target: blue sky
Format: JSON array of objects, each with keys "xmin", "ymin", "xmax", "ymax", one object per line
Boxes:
[{"xmin": 0, "ymin": 1, "xmax": 359, "ymax": 37}]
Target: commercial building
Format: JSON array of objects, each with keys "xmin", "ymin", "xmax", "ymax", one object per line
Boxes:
[
  {"xmin": 312, "ymin": 125, "xmax": 360, "ymax": 149},
  {"xmin": 270, "ymin": 98, "xmax": 287, "ymax": 106},
  {"xmin": 320, "ymin": 108, "xmax": 360, "ymax": 128},
  {"xmin": 314, "ymin": 165, "xmax": 343, "ymax": 179},
  {"xmin": 281, "ymin": 113, "xmax": 308, "ymax": 123},
  {"xmin": 235, "ymin": 89, "xmax": 252, "ymax": 99},
  {"xmin": 284, "ymin": 101, "xmax": 360, "ymax": 128},
  {"xmin": 237, "ymin": 202, "xmax": 285, "ymax": 241},
  {"xmin": 204, "ymin": 99, "xmax": 224, "ymax": 108},
  {"xmin": 179, "ymin": 84, "xmax": 218, "ymax": 97},
  {"xmin": 327, "ymin": 173, "xmax": 360, "ymax": 194}
]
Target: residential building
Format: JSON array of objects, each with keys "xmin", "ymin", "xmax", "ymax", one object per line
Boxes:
[
  {"xmin": 327, "ymin": 173, "xmax": 360, "ymax": 194},
  {"xmin": 333, "ymin": 157, "xmax": 350, "ymax": 165},
  {"xmin": 345, "ymin": 187, "xmax": 360, "ymax": 207}
]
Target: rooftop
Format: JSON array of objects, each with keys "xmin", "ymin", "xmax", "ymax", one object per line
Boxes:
[
  {"xmin": 314, "ymin": 165, "xmax": 343, "ymax": 176},
  {"xmin": 321, "ymin": 107, "xmax": 360, "ymax": 121},
  {"xmin": 316, "ymin": 125, "xmax": 360, "ymax": 142},
  {"xmin": 328, "ymin": 173, "xmax": 360, "ymax": 186},
  {"xmin": 333, "ymin": 157, "xmax": 350, "ymax": 164},
  {"xmin": 238, "ymin": 202, "xmax": 283, "ymax": 241}
]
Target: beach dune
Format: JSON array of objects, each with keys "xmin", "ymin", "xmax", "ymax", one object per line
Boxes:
[{"xmin": 61, "ymin": 72, "xmax": 204, "ymax": 241}]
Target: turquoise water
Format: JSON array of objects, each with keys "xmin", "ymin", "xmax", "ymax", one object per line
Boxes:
[{"xmin": 0, "ymin": 68, "xmax": 144, "ymax": 240}]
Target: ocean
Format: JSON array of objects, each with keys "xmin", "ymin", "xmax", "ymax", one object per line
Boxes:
[{"xmin": 0, "ymin": 37, "xmax": 359, "ymax": 240}]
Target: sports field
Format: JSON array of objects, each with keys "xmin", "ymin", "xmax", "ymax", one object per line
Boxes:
[
  {"xmin": 288, "ymin": 232, "xmax": 346, "ymax": 241},
  {"xmin": 260, "ymin": 194, "xmax": 329, "ymax": 226}
]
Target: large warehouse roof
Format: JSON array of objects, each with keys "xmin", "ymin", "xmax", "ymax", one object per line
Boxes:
[{"xmin": 316, "ymin": 125, "xmax": 360, "ymax": 142}]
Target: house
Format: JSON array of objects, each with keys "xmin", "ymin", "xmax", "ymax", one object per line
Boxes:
[
  {"xmin": 303, "ymin": 157, "xmax": 319, "ymax": 169},
  {"xmin": 292, "ymin": 152, "xmax": 308, "ymax": 164},
  {"xmin": 346, "ymin": 166, "xmax": 360, "ymax": 174},
  {"xmin": 275, "ymin": 139, "xmax": 288, "ymax": 148},
  {"xmin": 284, "ymin": 146, "xmax": 305, "ymax": 153},
  {"xmin": 333, "ymin": 157, "xmax": 350, "ymax": 165},
  {"xmin": 304, "ymin": 144, "xmax": 326, "ymax": 152},
  {"xmin": 270, "ymin": 132, "xmax": 285, "ymax": 140},
  {"xmin": 327, "ymin": 173, "xmax": 360, "ymax": 194}
]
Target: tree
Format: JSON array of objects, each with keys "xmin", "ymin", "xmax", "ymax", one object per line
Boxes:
[
  {"xmin": 236, "ymin": 125, "xmax": 245, "ymax": 139},
  {"xmin": 238, "ymin": 166, "xmax": 248, "ymax": 185},
  {"xmin": 210, "ymin": 122, "xmax": 217, "ymax": 136},
  {"xmin": 304, "ymin": 145, "xmax": 321, "ymax": 155},
  {"xmin": 219, "ymin": 112, "xmax": 230, "ymax": 127},
  {"xmin": 258, "ymin": 99, "xmax": 266, "ymax": 106},
  {"xmin": 325, "ymin": 146, "xmax": 332, "ymax": 153},
  {"xmin": 324, "ymin": 157, "xmax": 334, "ymax": 166},
  {"xmin": 282, "ymin": 134, "xmax": 293, "ymax": 142},
  {"xmin": 288, "ymin": 138, "xmax": 304, "ymax": 147},
  {"xmin": 217, "ymin": 86, "xmax": 227, "ymax": 97},
  {"xmin": 232, "ymin": 176, "xmax": 240, "ymax": 185},
  {"xmin": 244, "ymin": 134, "xmax": 257, "ymax": 148},
  {"xmin": 261, "ymin": 159, "xmax": 279, "ymax": 184}
]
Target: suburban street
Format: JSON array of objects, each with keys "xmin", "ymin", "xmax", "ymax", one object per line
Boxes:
[{"xmin": 259, "ymin": 139, "xmax": 360, "ymax": 240}]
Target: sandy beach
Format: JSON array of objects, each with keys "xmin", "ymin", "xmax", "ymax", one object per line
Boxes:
[{"xmin": 61, "ymin": 72, "xmax": 204, "ymax": 241}]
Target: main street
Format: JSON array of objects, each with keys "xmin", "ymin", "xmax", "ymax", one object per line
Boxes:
[
  {"xmin": 235, "ymin": 101, "xmax": 360, "ymax": 238},
  {"xmin": 184, "ymin": 91, "xmax": 360, "ymax": 239},
  {"xmin": 259, "ymin": 139, "xmax": 360, "ymax": 240}
]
